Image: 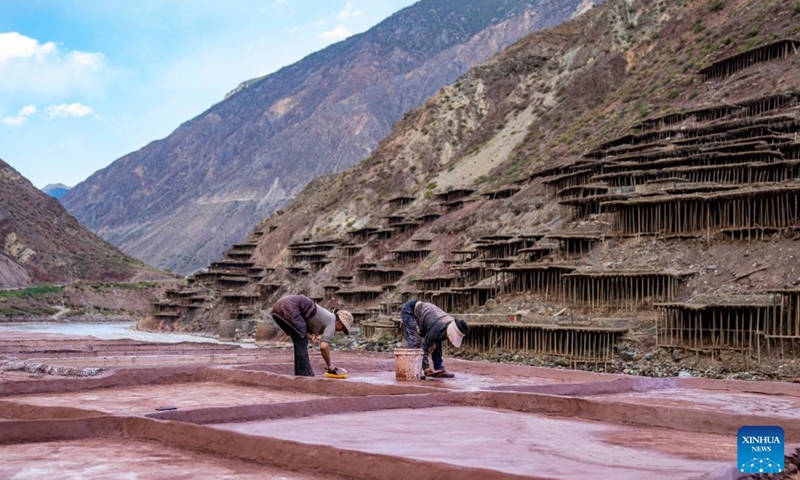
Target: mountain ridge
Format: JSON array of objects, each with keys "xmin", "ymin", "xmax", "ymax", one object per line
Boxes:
[
  {"xmin": 62, "ymin": 0, "xmax": 598, "ymax": 274},
  {"xmin": 0, "ymin": 160, "xmax": 150, "ymax": 288}
]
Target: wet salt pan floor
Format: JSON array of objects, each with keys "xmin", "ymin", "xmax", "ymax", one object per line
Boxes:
[
  {"xmin": 323, "ymin": 369, "xmax": 563, "ymax": 390},
  {"xmin": 592, "ymin": 388, "xmax": 800, "ymax": 419},
  {"xmin": 1, "ymin": 326, "xmax": 798, "ymax": 479},
  {"xmin": 0, "ymin": 439, "xmax": 333, "ymax": 480},
  {"xmin": 9, "ymin": 381, "xmax": 325, "ymax": 415},
  {"xmin": 213, "ymin": 406, "xmax": 735, "ymax": 480}
]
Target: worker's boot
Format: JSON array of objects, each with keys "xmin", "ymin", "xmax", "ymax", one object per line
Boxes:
[{"xmin": 425, "ymin": 368, "xmax": 455, "ymax": 378}]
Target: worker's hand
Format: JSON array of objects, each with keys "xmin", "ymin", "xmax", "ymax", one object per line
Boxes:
[
  {"xmin": 427, "ymin": 344, "xmax": 436, "ymax": 354},
  {"xmin": 309, "ymin": 334, "xmax": 320, "ymax": 346}
]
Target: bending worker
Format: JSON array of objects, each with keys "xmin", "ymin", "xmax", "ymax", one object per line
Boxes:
[
  {"xmin": 271, "ymin": 294, "xmax": 353, "ymax": 377},
  {"xmin": 401, "ymin": 299, "xmax": 469, "ymax": 378}
]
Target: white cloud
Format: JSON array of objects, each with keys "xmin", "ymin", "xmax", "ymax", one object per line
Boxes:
[
  {"xmin": 313, "ymin": 19, "xmax": 327, "ymax": 27},
  {"xmin": 0, "ymin": 32, "xmax": 105, "ymax": 96},
  {"xmin": 0, "ymin": 32, "xmax": 56, "ymax": 62},
  {"xmin": 19, "ymin": 105, "xmax": 36, "ymax": 116},
  {"xmin": 271, "ymin": 0, "xmax": 288, "ymax": 6},
  {"xmin": 318, "ymin": 25, "xmax": 352, "ymax": 41},
  {"xmin": 46, "ymin": 103, "xmax": 94, "ymax": 119},
  {"xmin": 68, "ymin": 51, "xmax": 105, "ymax": 68},
  {"xmin": 2, "ymin": 104, "xmax": 37, "ymax": 127},
  {"xmin": 338, "ymin": 2, "xmax": 364, "ymax": 20},
  {"xmin": 2, "ymin": 116, "xmax": 25, "ymax": 126}
]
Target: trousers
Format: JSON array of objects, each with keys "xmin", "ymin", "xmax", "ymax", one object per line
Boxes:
[
  {"xmin": 400, "ymin": 300, "xmax": 444, "ymax": 371},
  {"xmin": 272, "ymin": 315, "xmax": 314, "ymax": 376}
]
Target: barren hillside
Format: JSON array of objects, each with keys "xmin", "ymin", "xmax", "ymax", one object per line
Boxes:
[
  {"xmin": 150, "ymin": 0, "xmax": 800, "ymax": 378},
  {"xmin": 0, "ymin": 159, "xmax": 152, "ymax": 288}
]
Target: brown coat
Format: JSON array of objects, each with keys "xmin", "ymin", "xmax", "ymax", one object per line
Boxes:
[{"xmin": 271, "ymin": 295, "xmax": 317, "ymax": 338}]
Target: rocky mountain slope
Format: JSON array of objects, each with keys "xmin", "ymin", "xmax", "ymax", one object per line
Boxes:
[
  {"xmin": 0, "ymin": 159, "xmax": 151, "ymax": 288},
  {"xmin": 62, "ymin": 0, "xmax": 597, "ymax": 275},
  {"xmin": 151, "ymin": 0, "xmax": 800, "ymax": 379}
]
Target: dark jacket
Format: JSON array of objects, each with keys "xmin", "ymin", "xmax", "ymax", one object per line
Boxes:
[
  {"xmin": 408, "ymin": 301, "xmax": 452, "ymax": 352},
  {"xmin": 272, "ymin": 295, "xmax": 317, "ymax": 338}
]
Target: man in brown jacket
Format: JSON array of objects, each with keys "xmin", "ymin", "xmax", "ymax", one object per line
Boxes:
[{"xmin": 271, "ymin": 295, "xmax": 353, "ymax": 376}]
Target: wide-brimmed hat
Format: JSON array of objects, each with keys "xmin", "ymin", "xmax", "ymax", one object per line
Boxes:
[
  {"xmin": 446, "ymin": 318, "xmax": 469, "ymax": 348},
  {"xmin": 335, "ymin": 309, "xmax": 354, "ymax": 334}
]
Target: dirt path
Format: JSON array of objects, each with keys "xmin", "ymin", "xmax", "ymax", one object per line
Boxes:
[{"xmin": 49, "ymin": 306, "xmax": 71, "ymax": 321}]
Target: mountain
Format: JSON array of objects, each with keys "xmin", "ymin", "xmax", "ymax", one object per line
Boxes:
[
  {"xmin": 42, "ymin": 183, "xmax": 71, "ymax": 199},
  {"xmin": 154, "ymin": 0, "xmax": 800, "ymax": 379},
  {"xmin": 0, "ymin": 159, "xmax": 150, "ymax": 288},
  {"xmin": 62, "ymin": 0, "xmax": 598, "ymax": 275}
]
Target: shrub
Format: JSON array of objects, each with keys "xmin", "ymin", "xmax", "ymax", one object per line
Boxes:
[
  {"xmin": 693, "ymin": 21, "xmax": 705, "ymax": 34},
  {"xmin": 709, "ymin": 1, "xmax": 724, "ymax": 12},
  {"xmin": 0, "ymin": 285, "xmax": 62, "ymax": 298}
]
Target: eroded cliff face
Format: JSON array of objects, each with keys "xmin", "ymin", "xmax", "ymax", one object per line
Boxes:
[
  {"xmin": 62, "ymin": 0, "xmax": 598, "ymax": 275},
  {"xmin": 0, "ymin": 160, "xmax": 149, "ymax": 288}
]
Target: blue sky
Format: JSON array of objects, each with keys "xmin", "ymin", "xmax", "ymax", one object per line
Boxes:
[{"xmin": 0, "ymin": 0, "xmax": 417, "ymax": 189}]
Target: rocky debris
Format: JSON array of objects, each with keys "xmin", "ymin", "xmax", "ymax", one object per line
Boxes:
[
  {"xmin": 618, "ymin": 347, "xmax": 637, "ymax": 361},
  {"xmin": 0, "ymin": 358, "xmax": 103, "ymax": 377},
  {"xmin": 343, "ymin": 330, "xmax": 800, "ymax": 382},
  {"xmin": 346, "ymin": 329, "xmax": 403, "ymax": 354}
]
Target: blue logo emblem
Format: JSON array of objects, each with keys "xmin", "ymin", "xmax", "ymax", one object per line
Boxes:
[{"xmin": 738, "ymin": 426, "xmax": 784, "ymax": 474}]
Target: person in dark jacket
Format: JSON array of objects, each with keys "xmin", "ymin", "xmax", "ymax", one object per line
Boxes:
[
  {"xmin": 400, "ymin": 299, "xmax": 469, "ymax": 378},
  {"xmin": 271, "ymin": 295, "xmax": 354, "ymax": 376}
]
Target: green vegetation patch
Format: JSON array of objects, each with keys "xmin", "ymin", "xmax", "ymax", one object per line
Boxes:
[
  {"xmin": 82, "ymin": 281, "xmax": 157, "ymax": 291},
  {"xmin": 0, "ymin": 305, "xmax": 58, "ymax": 317},
  {"xmin": 0, "ymin": 285, "xmax": 63, "ymax": 299}
]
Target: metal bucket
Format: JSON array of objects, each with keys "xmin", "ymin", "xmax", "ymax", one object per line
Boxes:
[{"xmin": 394, "ymin": 348, "xmax": 424, "ymax": 381}]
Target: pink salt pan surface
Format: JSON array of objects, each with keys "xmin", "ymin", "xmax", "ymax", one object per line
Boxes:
[
  {"xmin": 0, "ymin": 438, "xmax": 333, "ymax": 480},
  {"xmin": 239, "ymin": 356, "xmax": 604, "ymax": 390},
  {"xmin": 9, "ymin": 352, "xmax": 293, "ymax": 370},
  {"xmin": 7, "ymin": 381, "xmax": 324, "ymax": 415},
  {"xmin": 331, "ymin": 370, "xmax": 563, "ymax": 390},
  {"xmin": 213, "ymin": 406, "xmax": 736, "ymax": 480},
  {"xmin": 592, "ymin": 388, "xmax": 800, "ymax": 419}
]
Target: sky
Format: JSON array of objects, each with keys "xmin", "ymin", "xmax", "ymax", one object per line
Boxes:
[{"xmin": 0, "ymin": 0, "xmax": 418, "ymax": 189}]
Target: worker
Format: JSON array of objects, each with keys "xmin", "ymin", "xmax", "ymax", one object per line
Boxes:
[
  {"xmin": 271, "ymin": 295, "xmax": 353, "ymax": 377},
  {"xmin": 400, "ymin": 299, "xmax": 469, "ymax": 378}
]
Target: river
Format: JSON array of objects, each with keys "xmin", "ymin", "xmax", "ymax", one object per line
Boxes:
[{"xmin": 0, "ymin": 322, "xmax": 254, "ymax": 348}]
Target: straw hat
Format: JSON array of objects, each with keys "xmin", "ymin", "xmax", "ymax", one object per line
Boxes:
[{"xmin": 335, "ymin": 309, "xmax": 354, "ymax": 334}]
